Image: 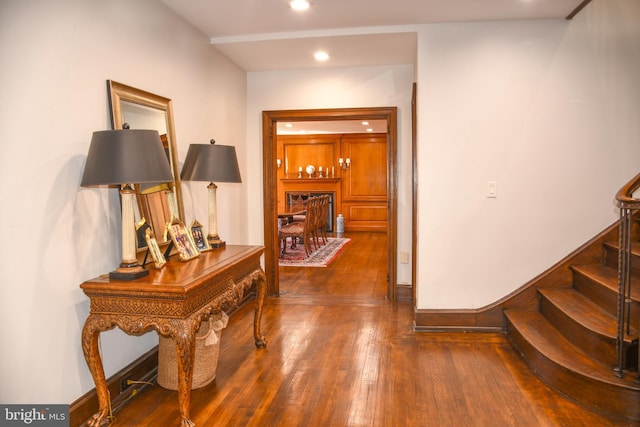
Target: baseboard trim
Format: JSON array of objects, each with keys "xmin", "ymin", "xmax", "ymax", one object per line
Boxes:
[
  {"xmin": 69, "ymin": 347, "xmax": 158, "ymax": 427},
  {"xmin": 413, "ymin": 322, "xmax": 504, "ymax": 333},
  {"xmin": 396, "ymin": 283, "xmax": 413, "ymax": 302}
]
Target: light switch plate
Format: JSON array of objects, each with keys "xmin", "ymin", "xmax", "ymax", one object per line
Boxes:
[{"xmin": 487, "ymin": 181, "xmax": 497, "ymax": 198}]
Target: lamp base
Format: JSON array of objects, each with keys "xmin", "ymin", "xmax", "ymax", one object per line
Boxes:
[
  {"xmin": 208, "ymin": 235, "xmax": 226, "ymax": 249},
  {"xmin": 109, "ymin": 264, "xmax": 149, "ymax": 281}
]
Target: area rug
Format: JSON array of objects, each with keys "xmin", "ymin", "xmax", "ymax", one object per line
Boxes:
[{"xmin": 279, "ymin": 237, "xmax": 351, "ymax": 267}]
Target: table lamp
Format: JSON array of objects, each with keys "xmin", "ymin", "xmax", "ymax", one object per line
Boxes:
[
  {"xmin": 81, "ymin": 129, "xmax": 174, "ymax": 280},
  {"xmin": 180, "ymin": 139, "xmax": 242, "ymax": 248}
]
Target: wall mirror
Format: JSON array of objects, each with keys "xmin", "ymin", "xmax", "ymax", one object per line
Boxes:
[{"xmin": 107, "ymin": 80, "xmax": 185, "ymax": 255}]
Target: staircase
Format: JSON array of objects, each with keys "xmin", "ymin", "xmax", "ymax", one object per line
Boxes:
[{"xmin": 504, "ymin": 176, "xmax": 640, "ymax": 423}]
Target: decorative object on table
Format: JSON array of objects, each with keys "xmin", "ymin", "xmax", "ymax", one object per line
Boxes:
[
  {"xmin": 190, "ymin": 219, "xmax": 211, "ymax": 252},
  {"xmin": 336, "ymin": 213, "xmax": 345, "ymax": 233},
  {"xmin": 135, "ymin": 217, "xmax": 151, "ymax": 249},
  {"xmin": 305, "ymin": 164, "xmax": 315, "ymax": 178},
  {"xmin": 81, "ymin": 129, "xmax": 173, "ymax": 280},
  {"xmin": 279, "ymin": 237, "xmax": 351, "ymax": 267},
  {"xmin": 181, "ymin": 139, "xmax": 242, "ymax": 248},
  {"xmin": 339, "ymin": 157, "xmax": 351, "ymax": 170},
  {"xmin": 167, "ymin": 218, "xmax": 200, "ymax": 261},
  {"xmin": 158, "ymin": 311, "xmax": 229, "ymax": 390},
  {"xmin": 145, "ymin": 228, "xmax": 166, "ymax": 269},
  {"xmin": 107, "ymin": 80, "xmax": 186, "ymax": 253},
  {"xmin": 297, "ymin": 166, "xmax": 303, "ymax": 178},
  {"xmin": 318, "ymin": 166, "xmax": 323, "ymax": 178}
]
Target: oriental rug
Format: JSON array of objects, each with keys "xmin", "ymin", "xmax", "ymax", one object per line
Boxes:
[{"xmin": 278, "ymin": 237, "xmax": 351, "ymax": 267}]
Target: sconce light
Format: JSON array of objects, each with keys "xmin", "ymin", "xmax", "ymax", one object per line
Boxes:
[
  {"xmin": 81, "ymin": 129, "xmax": 173, "ymax": 280},
  {"xmin": 338, "ymin": 157, "xmax": 351, "ymax": 170},
  {"xmin": 276, "ymin": 158, "xmax": 282, "ymax": 169},
  {"xmin": 181, "ymin": 139, "xmax": 242, "ymax": 248}
]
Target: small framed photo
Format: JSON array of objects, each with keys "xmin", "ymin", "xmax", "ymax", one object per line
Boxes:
[
  {"xmin": 136, "ymin": 217, "xmax": 151, "ymax": 249},
  {"xmin": 190, "ymin": 220, "xmax": 211, "ymax": 252},
  {"xmin": 167, "ymin": 218, "xmax": 200, "ymax": 261},
  {"xmin": 145, "ymin": 228, "xmax": 166, "ymax": 269}
]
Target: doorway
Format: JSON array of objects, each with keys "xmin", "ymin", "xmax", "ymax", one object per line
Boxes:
[{"xmin": 262, "ymin": 107, "xmax": 398, "ymax": 300}]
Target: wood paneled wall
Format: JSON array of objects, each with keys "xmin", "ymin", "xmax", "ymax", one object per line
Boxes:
[{"xmin": 277, "ymin": 133, "xmax": 387, "ymax": 232}]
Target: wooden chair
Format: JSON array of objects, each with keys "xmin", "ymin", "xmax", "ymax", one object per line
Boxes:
[
  {"xmin": 317, "ymin": 195, "xmax": 329, "ymax": 245},
  {"xmin": 310, "ymin": 195, "xmax": 328, "ymax": 249},
  {"xmin": 279, "ymin": 196, "xmax": 317, "ymax": 256},
  {"xmin": 287, "ymin": 192, "xmax": 309, "ymax": 224}
]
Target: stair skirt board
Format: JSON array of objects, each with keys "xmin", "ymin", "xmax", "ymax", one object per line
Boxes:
[{"xmin": 505, "ymin": 310, "xmax": 640, "ymax": 423}]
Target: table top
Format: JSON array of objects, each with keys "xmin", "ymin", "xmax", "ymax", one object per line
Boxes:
[
  {"xmin": 277, "ymin": 209, "xmax": 306, "ymax": 218},
  {"xmin": 81, "ymin": 245, "xmax": 263, "ymax": 295}
]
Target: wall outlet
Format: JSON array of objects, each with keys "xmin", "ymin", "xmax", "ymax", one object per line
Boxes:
[
  {"xmin": 120, "ymin": 376, "xmax": 133, "ymax": 393},
  {"xmin": 400, "ymin": 251, "xmax": 409, "ymax": 264}
]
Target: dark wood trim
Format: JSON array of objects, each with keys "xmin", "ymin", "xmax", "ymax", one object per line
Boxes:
[
  {"xmin": 396, "ymin": 283, "xmax": 413, "ymax": 302},
  {"xmin": 566, "ymin": 0, "xmax": 593, "ymax": 20},
  {"xmin": 411, "ymin": 82, "xmax": 417, "ymax": 303},
  {"xmin": 262, "ymin": 107, "xmax": 398, "ymax": 300},
  {"xmin": 414, "ymin": 219, "xmax": 620, "ymax": 331},
  {"xmin": 262, "ymin": 111, "xmax": 279, "ymax": 296}
]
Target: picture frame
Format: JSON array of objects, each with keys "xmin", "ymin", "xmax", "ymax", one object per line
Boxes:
[
  {"xmin": 167, "ymin": 218, "xmax": 200, "ymax": 261},
  {"xmin": 190, "ymin": 220, "xmax": 211, "ymax": 252},
  {"xmin": 145, "ymin": 228, "xmax": 166, "ymax": 269},
  {"xmin": 136, "ymin": 217, "xmax": 151, "ymax": 249}
]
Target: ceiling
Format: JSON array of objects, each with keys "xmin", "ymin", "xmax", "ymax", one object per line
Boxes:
[
  {"xmin": 158, "ymin": 0, "xmax": 587, "ymax": 134},
  {"xmin": 160, "ymin": 0, "xmax": 588, "ymax": 72}
]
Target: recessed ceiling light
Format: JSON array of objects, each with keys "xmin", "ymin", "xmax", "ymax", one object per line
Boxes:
[
  {"xmin": 285, "ymin": 123, "xmax": 293, "ymax": 128},
  {"xmin": 362, "ymin": 121, "xmax": 369, "ymax": 125},
  {"xmin": 314, "ymin": 51, "xmax": 329, "ymax": 61},
  {"xmin": 289, "ymin": 0, "xmax": 310, "ymax": 11},
  {"xmin": 367, "ymin": 128, "xmax": 374, "ymax": 132}
]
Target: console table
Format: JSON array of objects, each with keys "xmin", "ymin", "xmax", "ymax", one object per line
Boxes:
[{"xmin": 80, "ymin": 245, "xmax": 267, "ymax": 427}]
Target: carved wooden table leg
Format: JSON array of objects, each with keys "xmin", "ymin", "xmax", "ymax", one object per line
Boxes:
[
  {"xmin": 171, "ymin": 318, "xmax": 199, "ymax": 427},
  {"xmin": 254, "ymin": 269, "xmax": 267, "ymax": 348},
  {"xmin": 81, "ymin": 315, "xmax": 114, "ymax": 427}
]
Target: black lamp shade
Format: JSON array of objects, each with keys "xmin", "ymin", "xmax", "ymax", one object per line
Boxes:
[
  {"xmin": 180, "ymin": 144, "xmax": 242, "ymax": 183},
  {"xmin": 81, "ymin": 129, "xmax": 174, "ymax": 187}
]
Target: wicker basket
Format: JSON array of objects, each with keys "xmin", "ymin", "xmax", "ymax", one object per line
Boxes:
[{"xmin": 157, "ymin": 311, "xmax": 228, "ymax": 390}]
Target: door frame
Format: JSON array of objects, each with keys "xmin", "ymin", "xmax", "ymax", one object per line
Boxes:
[{"xmin": 262, "ymin": 107, "xmax": 398, "ymax": 300}]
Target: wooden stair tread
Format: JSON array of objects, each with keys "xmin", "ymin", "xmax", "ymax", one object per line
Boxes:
[
  {"xmin": 571, "ymin": 263, "xmax": 640, "ymax": 303},
  {"xmin": 538, "ymin": 287, "xmax": 637, "ymax": 341},
  {"xmin": 504, "ymin": 309, "xmax": 638, "ymax": 389},
  {"xmin": 604, "ymin": 240, "xmax": 640, "ymax": 258}
]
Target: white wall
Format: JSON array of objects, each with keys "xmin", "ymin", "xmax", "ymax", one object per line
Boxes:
[
  {"xmin": 245, "ymin": 65, "xmax": 415, "ymax": 284},
  {"xmin": 0, "ymin": 0, "xmax": 247, "ymax": 404},
  {"xmin": 416, "ymin": 0, "xmax": 640, "ymax": 309}
]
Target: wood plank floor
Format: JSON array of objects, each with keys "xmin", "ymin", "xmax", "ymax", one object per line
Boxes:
[{"xmin": 114, "ymin": 232, "xmax": 630, "ymax": 426}]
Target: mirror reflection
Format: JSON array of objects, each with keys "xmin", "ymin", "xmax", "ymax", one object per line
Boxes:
[{"xmin": 107, "ymin": 80, "xmax": 184, "ymax": 254}]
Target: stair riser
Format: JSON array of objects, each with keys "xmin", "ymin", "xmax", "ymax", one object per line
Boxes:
[
  {"xmin": 538, "ymin": 295, "xmax": 616, "ymax": 366},
  {"xmin": 573, "ymin": 273, "xmax": 640, "ymax": 324},
  {"xmin": 572, "ymin": 272, "xmax": 623, "ymax": 317},
  {"xmin": 505, "ymin": 318, "xmax": 640, "ymax": 423},
  {"xmin": 603, "ymin": 243, "xmax": 640, "ymax": 275}
]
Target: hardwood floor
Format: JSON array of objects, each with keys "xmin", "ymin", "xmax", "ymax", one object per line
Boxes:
[{"xmin": 114, "ymin": 232, "xmax": 630, "ymax": 426}]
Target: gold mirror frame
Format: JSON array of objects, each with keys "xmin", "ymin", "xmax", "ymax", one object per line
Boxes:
[{"xmin": 107, "ymin": 80, "xmax": 185, "ymax": 256}]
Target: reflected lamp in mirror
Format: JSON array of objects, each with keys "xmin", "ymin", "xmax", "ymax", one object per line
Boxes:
[
  {"xmin": 180, "ymin": 139, "xmax": 242, "ymax": 248},
  {"xmin": 81, "ymin": 129, "xmax": 173, "ymax": 280}
]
